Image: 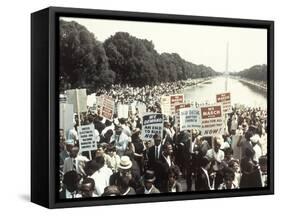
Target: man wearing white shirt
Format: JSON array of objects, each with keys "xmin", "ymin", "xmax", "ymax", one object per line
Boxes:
[
  {"xmin": 111, "ymin": 126, "xmax": 129, "ymax": 157},
  {"xmin": 91, "ymin": 156, "xmax": 113, "ymax": 196},
  {"xmin": 63, "ymin": 144, "xmax": 89, "ymax": 176},
  {"xmin": 206, "ymin": 136, "xmax": 225, "ymax": 170},
  {"xmin": 206, "ymin": 136, "xmax": 225, "ymax": 189}
]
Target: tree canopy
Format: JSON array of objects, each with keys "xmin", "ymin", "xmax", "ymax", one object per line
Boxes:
[
  {"xmin": 59, "ymin": 20, "xmax": 219, "ymax": 93},
  {"xmin": 230, "ymin": 64, "xmax": 267, "ymax": 81}
]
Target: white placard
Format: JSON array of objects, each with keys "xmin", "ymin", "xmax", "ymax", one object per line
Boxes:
[
  {"xmin": 78, "ymin": 124, "xmax": 97, "ymax": 152},
  {"xmin": 179, "ymin": 107, "xmax": 201, "ymax": 131},
  {"xmin": 66, "ymin": 89, "xmax": 87, "ymax": 113},
  {"xmin": 59, "ymin": 103, "xmax": 74, "ymax": 137}
]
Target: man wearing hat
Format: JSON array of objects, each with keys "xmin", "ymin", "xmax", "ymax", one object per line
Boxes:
[
  {"xmin": 136, "ymin": 170, "xmax": 160, "ymax": 194},
  {"xmin": 109, "ymin": 156, "xmax": 136, "ymax": 189}
]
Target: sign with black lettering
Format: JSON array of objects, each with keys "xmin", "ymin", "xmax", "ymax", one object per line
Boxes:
[
  {"xmin": 175, "ymin": 103, "xmax": 191, "ymax": 129},
  {"xmin": 142, "ymin": 113, "xmax": 164, "ymax": 140},
  {"xmin": 77, "ymin": 124, "xmax": 97, "ymax": 151},
  {"xmin": 179, "ymin": 107, "xmax": 201, "ymax": 131}
]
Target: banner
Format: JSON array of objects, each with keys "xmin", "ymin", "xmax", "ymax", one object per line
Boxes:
[
  {"xmin": 179, "ymin": 107, "xmax": 201, "ymax": 131},
  {"xmin": 142, "ymin": 113, "xmax": 164, "ymax": 140},
  {"xmin": 77, "ymin": 124, "xmax": 97, "ymax": 152},
  {"xmin": 216, "ymin": 92, "xmax": 232, "ymax": 114},
  {"xmin": 59, "ymin": 103, "xmax": 74, "ymax": 137},
  {"xmin": 101, "ymin": 95, "xmax": 114, "ymax": 120},
  {"xmin": 117, "ymin": 104, "xmax": 129, "ymax": 119},
  {"xmin": 66, "ymin": 89, "xmax": 87, "ymax": 113},
  {"xmin": 200, "ymin": 105, "xmax": 224, "ymax": 136}
]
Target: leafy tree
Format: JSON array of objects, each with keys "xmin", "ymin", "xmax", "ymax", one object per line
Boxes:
[
  {"xmin": 231, "ymin": 64, "xmax": 267, "ymax": 81},
  {"xmin": 59, "ymin": 20, "xmax": 114, "ymax": 91}
]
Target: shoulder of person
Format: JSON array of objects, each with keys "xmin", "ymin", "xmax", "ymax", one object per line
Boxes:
[
  {"xmin": 78, "ymin": 155, "xmax": 89, "ymax": 161},
  {"xmin": 152, "ymin": 185, "xmax": 160, "ymax": 193},
  {"xmin": 175, "ymin": 181, "xmax": 182, "ymax": 191}
]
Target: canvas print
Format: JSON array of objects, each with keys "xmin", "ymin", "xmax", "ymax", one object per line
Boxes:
[{"xmin": 58, "ymin": 16, "xmax": 268, "ymax": 199}]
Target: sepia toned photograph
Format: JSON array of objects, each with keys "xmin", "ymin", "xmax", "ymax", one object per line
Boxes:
[{"xmin": 58, "ymin": 16, "xmax": 269, "ymax": 200}]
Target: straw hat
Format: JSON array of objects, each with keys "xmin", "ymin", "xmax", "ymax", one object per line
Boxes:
[
  {"xmin": 118, "ymin": 156, "xmax": 132, "ymax": 170},
  {"xmin": 65, "ymin": 139, "xmax": 74, "ymax": 146}
]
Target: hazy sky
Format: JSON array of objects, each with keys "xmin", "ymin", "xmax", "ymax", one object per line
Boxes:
[{"xmin": 61, "ymin": 17, "xmax": 267, "ymax": 72}]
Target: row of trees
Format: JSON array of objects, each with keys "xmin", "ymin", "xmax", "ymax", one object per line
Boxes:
[
  {"xmin": 231, "ymin": 64, "xmax": 267, "ymax": 81},
  {"xmin": 60, "ymin": 20, "xmax": 219, "ymax": 92}
]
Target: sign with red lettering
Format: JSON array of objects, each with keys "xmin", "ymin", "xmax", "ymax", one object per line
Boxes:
[
  {"xmin": 216, "ymin": 92, "xmax": 232, "ymax": 114},
  {"xmin": 101, "ymin": 96, "xmax": 114, "ymax": 120},
  {"xmin": 200, "ymin": 105, "xmax": 224, "ymax": 136},
  {"xmin": 170, "ymin": 94, "xmax": 184, "ymax": 115}
]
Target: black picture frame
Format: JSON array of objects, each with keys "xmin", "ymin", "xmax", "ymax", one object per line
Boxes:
[{"xmin": 31, "ymin": 6, "xmax": 274, "ymax": 209}]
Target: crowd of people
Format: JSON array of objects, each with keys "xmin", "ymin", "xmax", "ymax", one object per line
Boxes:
[{"xmin": 59, "ymin": 83, "xmax": 268, "ymax": 199}]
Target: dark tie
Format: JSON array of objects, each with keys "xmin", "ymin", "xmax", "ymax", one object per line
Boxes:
[
  {"xmin": 155, "ymin": 147, "xmax": 159, "ymax": 159},
  {"xmin": 73, "ymin": 159, "xmax": 76, "ymax": 171}
]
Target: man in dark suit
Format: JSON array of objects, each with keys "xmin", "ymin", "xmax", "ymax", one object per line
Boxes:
[
  {"xmin": 146, "ymin": 133, "xmax": 163, "ymax": 170},
  {"xmin": 156, "ymin": 142, "xmax": 176, "ymax": 192},
  {"xmin": 195, "ymin": 157, "xmax": 212, "ymax": 191}
]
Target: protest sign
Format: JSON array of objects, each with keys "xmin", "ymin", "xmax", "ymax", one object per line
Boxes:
[
  {"xmin": 142, "ymin": 113, "xmax": 164, "ymax": 140},
  {"xmin": 200, "ymin": 105, "xmax": 224, "ymax": 136},
  {"xmin": 136, "ymin": 102, "xmax": 147, "ymax": 117},
  {"xmin": 175, "ymin": 103, "xmax": 191, "ymax": 128},
  {"xmin": 87, "ymin": 93, "xmax": 96, "ymax": 107},
  {"xmin": 101, "ymin": 95, "xmax": 114, "ymax": 120},
  {"xmin": 170, "ymin": 94, "xmax": 184, "ymax": 115},
  {"xmin": 117, "ymin": 104, "xmax": 129, "ymax": 119},
  {"xmin": 216, "ymin": 92, "xmax": 231, "ymax": 114},
  {"xmin": 179, "ymin": 107, "xmax": 201, "ymax": 131},
  {"xmin": 59, "ymin": 103, "xmax": 74, "ymax": 137},
  {"xmin": 77, "ymin": 124, "xmax": 97, "ymax": 152},
  {"xmin": 161, "ymin": 96, "xmax": 171, "ymax": 116},
  {"xmin": 66, "ymin": 89, "xmax": 87, "ymax": 113},
  {"xmin": 96, "ymin": 95, "xmax": 104, "ymax": 108}
]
